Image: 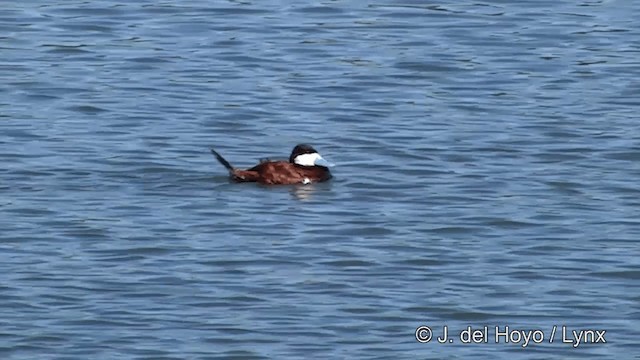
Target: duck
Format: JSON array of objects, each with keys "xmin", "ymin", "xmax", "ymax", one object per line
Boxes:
[{"xmin": 211, "ymin": 144, "xmax": 333, "ymax": 185}]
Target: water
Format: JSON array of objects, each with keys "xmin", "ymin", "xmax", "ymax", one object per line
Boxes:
[{"xmin": 1, "ymin": 1, "xmax": 639, "ymax": 359}]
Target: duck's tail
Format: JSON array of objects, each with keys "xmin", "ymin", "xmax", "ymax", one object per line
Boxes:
[{"xmin": 211, "ymin": 148, "xmax": 234, "ymax": 173}]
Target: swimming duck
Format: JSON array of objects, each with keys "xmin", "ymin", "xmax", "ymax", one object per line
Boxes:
[{"xmin": 211, "ymin": 144, "xmax": 333, "ymax": 185}]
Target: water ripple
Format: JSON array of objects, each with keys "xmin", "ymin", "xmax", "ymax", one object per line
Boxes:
[{"xmin": 1, "ymin": 0, "xmax": 639, "ymax": 359}]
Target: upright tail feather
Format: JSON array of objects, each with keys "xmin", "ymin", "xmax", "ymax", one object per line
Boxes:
[{"xmin": 211, "ymin": 148, "xmax": 234, "ymax": 173}]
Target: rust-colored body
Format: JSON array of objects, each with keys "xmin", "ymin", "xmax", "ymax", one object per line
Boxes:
[{"xmin": 231, "ymin": 161, "xmax": 332, "ymax": 185}]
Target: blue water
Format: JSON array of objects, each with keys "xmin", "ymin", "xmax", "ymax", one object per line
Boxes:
[{"xmin": 1, "ymin": 1, "xmax": 639, "ymax": 359}]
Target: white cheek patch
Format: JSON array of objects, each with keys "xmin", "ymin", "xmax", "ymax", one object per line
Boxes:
[
  {"xmin": 294, "ymin": 153, "xmax": 320, "ymax": 166},
  {"xmin": 302, "ymin": 177, "xmax": 311, "ymax": 184}
]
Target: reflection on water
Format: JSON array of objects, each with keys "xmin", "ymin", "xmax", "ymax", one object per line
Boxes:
[{"xmin": 290, "ymin": 183, "xmax": 321, "ymax": 201}]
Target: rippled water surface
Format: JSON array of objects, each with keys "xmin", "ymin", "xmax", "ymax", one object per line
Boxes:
[{"xmin": 2, "ymin": 1, "xmax": 639, "ymax": 359}]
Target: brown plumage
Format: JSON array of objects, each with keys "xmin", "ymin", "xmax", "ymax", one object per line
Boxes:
[{"xmin": 211, "ymin": 144, "xmax": 333, "ymax": 185}]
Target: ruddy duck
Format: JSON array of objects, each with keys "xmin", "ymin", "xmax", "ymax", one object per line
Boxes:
[{"xmin": 211, "ymin": 144, "xmax": 333, "ymax": 185}]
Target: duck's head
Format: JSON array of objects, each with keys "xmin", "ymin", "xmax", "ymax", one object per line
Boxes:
[{"xmin": 289, "ymin": 144, "xmax": 334, "ymax": 168}]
